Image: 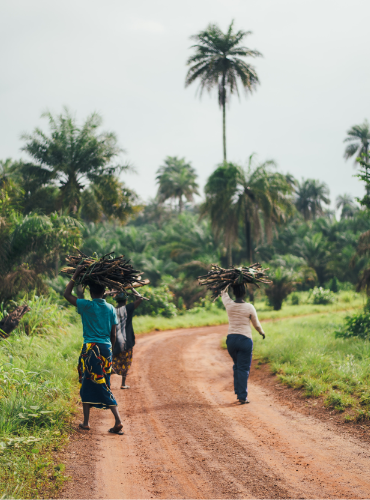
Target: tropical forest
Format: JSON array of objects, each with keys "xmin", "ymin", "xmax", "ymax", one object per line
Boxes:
[{"xmin": 1, "ymin": 14, "xmax": 370, "ymax": 500}]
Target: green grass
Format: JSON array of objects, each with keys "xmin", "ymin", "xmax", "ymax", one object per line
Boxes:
[
  {"xmin": 0, "ymin": 296, "xmax": 82, "ymax": 499},
  {"xmin": 134, "ymin": 307, "xmax": 229, "ymax": 333},
  {"xmin": 224, "ymin": 312, "xmax": 370, "ymax": 421},
  {"xmin": 135, "ymin": 290, "xmax": 364, "ymax": 334}
]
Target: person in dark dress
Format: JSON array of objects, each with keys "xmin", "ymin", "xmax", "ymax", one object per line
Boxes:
[{"xmin": 112, "ymin": 293, "xmax": 143, "ymax": 389}]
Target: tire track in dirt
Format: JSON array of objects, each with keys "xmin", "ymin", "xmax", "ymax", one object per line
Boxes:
[{"xmin": 64, "ymin": 324, "xmax": 370, "ymax": 499}]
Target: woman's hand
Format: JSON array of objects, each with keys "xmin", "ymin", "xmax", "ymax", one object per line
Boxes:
[
  {"xmin": 72, "ymin": 265, "xmax": 84, "ymax": 280},
  {"xmin": 259, "ymin": 331, "xmax": 266, "ymax": 340}
]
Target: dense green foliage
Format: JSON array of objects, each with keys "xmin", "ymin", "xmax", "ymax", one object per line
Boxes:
[
  {"xmin": 310, "ymin": 287, "xmax": 336, "ymax": 305},
  {"xmin": 335, "ymin": 309, "xmax": 370, "ymax": 340},
  {"xmin": 133, "ymin": 285, "xmax": 177, "ymax": 318}
]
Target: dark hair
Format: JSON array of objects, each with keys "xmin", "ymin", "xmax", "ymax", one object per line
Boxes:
[
  {"xmin": 88, "ymin": 281, "xmax": 105, "ymax": 296},
  {"xmin": 115, "ymin": 292, "xmax": 127, "ymax": 305},
  {"xmin": 231, "ymin": 283, "xmax": 246, "ymax": 299}
]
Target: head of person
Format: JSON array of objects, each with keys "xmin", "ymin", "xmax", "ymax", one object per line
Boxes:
[
  {"xmin": 231, "ymin": 283, "xmax": 246, "ymax": 300},
  {"xmin": 115, "ymin": 292, "xmax": 127, "ymax": 307},
  {"xmin": 88, "ymin": 281, "xmax": 106, "ymax": 299}
]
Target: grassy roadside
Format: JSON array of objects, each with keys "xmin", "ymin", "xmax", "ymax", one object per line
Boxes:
[
  {"xmin": 222, "ymin": 311, "xmax": 370, "ymax": 422},
  {"xmin": 0, "ymin": 296, "xmax": 82, "ymax": 499},
  {"xmin": 134, "ymin": 291, "xmax": 363, "ymax": 334}
]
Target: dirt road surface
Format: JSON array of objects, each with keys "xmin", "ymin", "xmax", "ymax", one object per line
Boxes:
[{"xmin": 61, "ymin": 325, "xmax": 370, "ymax": 499}]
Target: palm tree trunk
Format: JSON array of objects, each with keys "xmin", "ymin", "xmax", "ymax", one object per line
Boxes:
[
  {"xmin": 179, "ymin": 195, "xmax": 183, "ymax": 214},
  {"xmin": 245, "ymin": 217, "xmax": 253, "ymax": 264},
  {"xmin": 227, "ymin": 242, "xmax": 232, "ymax": 267},
  {"xmin": 222, "ymin": 73, "xmax": 226, "ymax": 162}
]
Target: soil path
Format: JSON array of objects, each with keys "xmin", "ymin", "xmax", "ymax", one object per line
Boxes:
[{"xmin": 62, "ymin": 325, "xmax": 370, "ymax": 499}]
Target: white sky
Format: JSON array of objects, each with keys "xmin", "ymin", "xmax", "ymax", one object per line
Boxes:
[{"xmin": 1, "ymin": 0, "xmax": 369, "ymax": 207}]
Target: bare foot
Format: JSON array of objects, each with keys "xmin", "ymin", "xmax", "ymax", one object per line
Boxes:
[
  {"xmin": 120, "ymin": 385, "xmax": 130, "ymax": 389},
  {"xmin": 108, "ymin": 423, "xmax": 124, "ymax": 435},
  {"xmin": 79, "ymin": 423, "xmax": 90, "ymax": 430}
]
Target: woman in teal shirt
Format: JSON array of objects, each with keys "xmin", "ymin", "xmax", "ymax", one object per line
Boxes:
[{"xmin": 64, "ymin": 266, "xmax": 124, "ymax": 435}]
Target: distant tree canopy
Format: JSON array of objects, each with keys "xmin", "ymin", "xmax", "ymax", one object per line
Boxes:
[
  {"xmin": 295, "ymin": 179, "xmax": 330, "ymax": 221},
  {"xmin": 202, "ymin": 158, "xmax": 294, "ymax": 266},
  {"xmin": 156, "ymin": 156, "xmax": 199, "ymax": 213},
  {"xmin": 17, "ymin": 108, "xmax": 136, "ymax": 221},
  {"xmin": 0, "ymin": 184, "xmax": 81, "ymax": 302},
  {"xmin": 186, "ymin": 21, "xmax": 261, "ymax": 161},
  {"xmin": 344, "ymin": 120, "xmax": 370, "ymax": 165},
  {"xmin": 336, "ymin": 194, "xmax": 358, "ymax": 220}
]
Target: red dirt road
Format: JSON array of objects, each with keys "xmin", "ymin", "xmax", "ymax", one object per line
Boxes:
[{"xmin": 62, "ymin": 325, "xmax": 370, "ymax": 499}]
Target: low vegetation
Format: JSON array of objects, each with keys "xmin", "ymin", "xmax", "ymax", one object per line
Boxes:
[
  {"xmin": 0, "ymin": 295, "xmax": 81, "ymax": 499},
  {"xmin": 250, "ymin": 312, "xmax": 370, "ymax": 421}
]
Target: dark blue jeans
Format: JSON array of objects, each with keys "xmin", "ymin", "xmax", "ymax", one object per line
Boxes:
[{"xmin": 226, "ymin": 334, "xmax": 253, "ymax": 401}]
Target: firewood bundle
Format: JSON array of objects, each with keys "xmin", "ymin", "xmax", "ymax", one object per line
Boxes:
[
  {"xmin": 198, "ymin": 263, "xmax": 271, "ymax": 300},
  {"xmin": 61, "ymin": 248, "xmax": 149, "ymax": 298}
]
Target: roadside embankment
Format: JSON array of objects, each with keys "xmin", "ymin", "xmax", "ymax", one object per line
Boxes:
[{"xmin": 0, "ymin": 296, "xmax": 82, "ymax": 499}]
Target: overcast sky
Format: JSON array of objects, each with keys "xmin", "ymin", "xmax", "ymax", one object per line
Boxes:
[{"xmin": 1, "ymin": 0, "xmax": 369, "ymax": 207}]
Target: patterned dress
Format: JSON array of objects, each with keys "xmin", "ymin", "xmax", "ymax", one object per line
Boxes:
[
  {"xmin": 112, "ymin": 303, "xmax": 135, "ymax": 377},
  {"xmin": 78, "ymin": 342, "xmax": 117, "ymax": 408}
]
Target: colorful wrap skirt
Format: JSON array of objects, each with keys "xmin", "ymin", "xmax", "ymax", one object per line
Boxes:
[
  {"xmin": 112, "ymin": 348, "xmax": 133, "ymax": 377},
  {"xmin": 78, "ymin": 343, "xmax": 117, "ymax": 409}
]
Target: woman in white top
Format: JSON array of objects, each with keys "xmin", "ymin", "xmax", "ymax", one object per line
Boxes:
[{"xmin": 222, "ymin": 283, "xmax": 266, "ymax": 404}]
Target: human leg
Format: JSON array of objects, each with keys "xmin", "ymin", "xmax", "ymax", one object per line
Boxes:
[
  {"xmin": 226, "ymin": 335, "xmax": 240, "ymax": 395},
  {"xmin": 80, "ymin": 403, "xmax": 91, "ymax": 429},
  {"xmin": 234, "ymin": 337, "xmax": 253, "ymax": 401}
]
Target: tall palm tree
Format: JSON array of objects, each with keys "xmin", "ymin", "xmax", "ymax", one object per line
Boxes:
[
  {"xmin": 20, "ymin": 108, "xmax": 128, "ymax": 215},
  {"xmin": 202, "ymin": 158, "xmax": 294, "ymax": 265},
  {"xmin": 295, "ymin": 179, "xmax": 330, "ymax": 220},
  {"xmin": 336, "ymin": 194, "xmax": 358, "ymax": 219},
  {"xmin": 185, "ymin": 22, "xmax": 261, "ymax": 161},
  {"xmin": 156, "ymin": 156, "xmax": 199, "ymax": 213},
  {"xmin": 344, "ymin": 120, "xmax": 370, "ymax": 165}
]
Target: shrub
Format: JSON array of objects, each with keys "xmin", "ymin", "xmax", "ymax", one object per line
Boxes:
[
  {"xmin": 291, "ymin": 293, "xmax": 300, "ymax": 305},
  {"xmin": 265, "ymin": 267, "xmax": 295, "ymax": 311},
  {"xmin": 310, "ymin": 287, "xmax": 336, "ymax": 305},
  {"xmin": 133, "ymin": 285, "xmax": 177, "ymax": 318},
  {"xmin": 330, "ymin": 276, "xmax": 339, "ymax": 293},
  {"xmin": 335, "ymin": 310, "xmax": 370, "ymax": 340}
]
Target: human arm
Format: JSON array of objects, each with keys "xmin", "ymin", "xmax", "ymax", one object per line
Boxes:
[
  {"xmin": 221, "ymin": 288, "xmax": 232, "ymax": 307},
  {"xmin": 110, "ymin": 324, "xmax": 117, "ymax": 350},
  {"xmin": 133, "ymin": 297, "xmax": 143, "ymax": 310},
  {"xmin": 63, "ymin": 266, "xmax": 84, "ymax": 307},
  {"xmin": 249, "ymin": 305, "xmax": 266, "ymax": 339}
]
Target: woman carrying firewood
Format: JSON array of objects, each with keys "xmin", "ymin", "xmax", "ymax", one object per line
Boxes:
[
  {"xmin": 64, "ymin": 266, "xmax": 124, "ymax": 435},
  {"xmin": 199, "ymin": 264, "xmax": 270, "ymax": 405},
  {"xmin": 61, "ymin": 248, "xmax": 149, "ymax": 433},
  {"xmin": 112, "ymin": 292, "xmax": 143, "ymax": 389},
  {"xmin": 222, "ymin": 283, "xmax": 266, "ymax": 404}
]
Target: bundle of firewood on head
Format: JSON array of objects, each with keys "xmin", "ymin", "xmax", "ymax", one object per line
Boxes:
[
  {"xmin": 198, "ymin": 263, "xmax": 271, "ymax": 300},
  {"xmin": 61, "ymin": 248, "xmax": 150, "ymax": 299}
]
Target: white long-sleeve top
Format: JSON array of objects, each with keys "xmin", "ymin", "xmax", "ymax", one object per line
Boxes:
[{"xmin": 221, "ymin": 290, "xmax": 263, "ymax": 339}]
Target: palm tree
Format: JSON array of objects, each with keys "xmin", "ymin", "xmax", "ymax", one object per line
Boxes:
[
  {"xmin": 156, "ymin": 156, "xmax": 199, "ymax": 213},
  {"xmin": 201, "ymin": 162, "xmax": 241, "ymax": 266},
  {"xmin": 294, "ymin": 233, "xmax": 328, "ymax": 286},
  {"xmin": 202, "ymin": 158, "xmax": 294, "ymax": 265},
  {"xmin": 20, "ymin": 108, "xmax": 129, "ymax": 215},
  {"xmin": 185, "ymin": 22, "xmax": 261, "ymax": 161},
  {"xmin": 336, "ymin": 194, "xmax": 358, "ymax": 219},
  {"xmin": 295, "ymin": 179, "xmax": 330, "ymax": 220},
  {"xmin": 344, "ymin": 120, "xmax": 370, "ymax": 165}
]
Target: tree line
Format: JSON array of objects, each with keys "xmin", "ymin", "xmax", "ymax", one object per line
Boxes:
[{"xmin": 1, "ymin": 20, "xmax": 370, "ymax": 310}]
